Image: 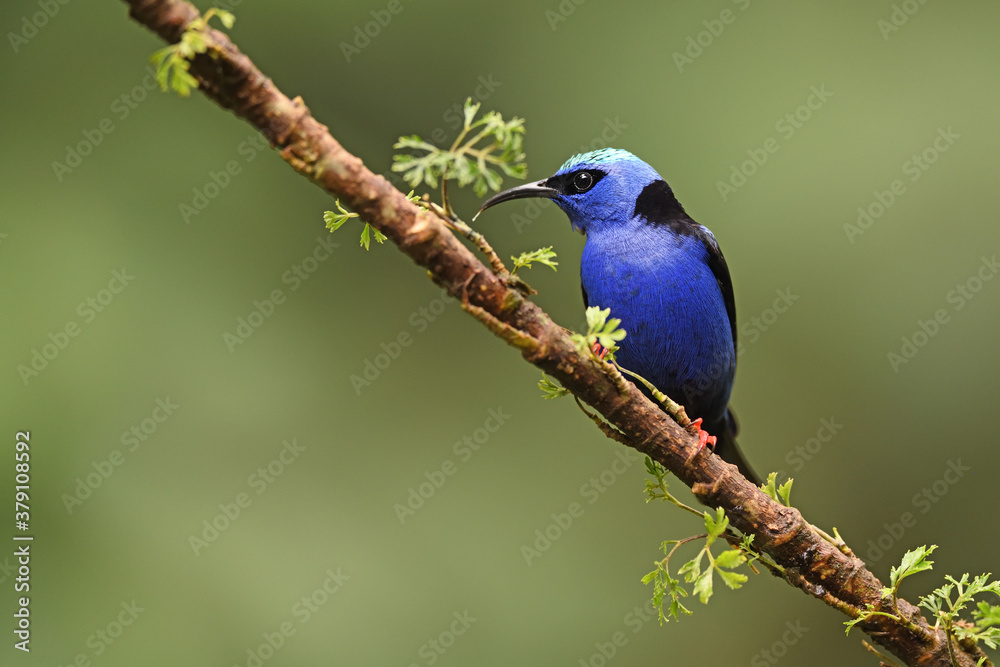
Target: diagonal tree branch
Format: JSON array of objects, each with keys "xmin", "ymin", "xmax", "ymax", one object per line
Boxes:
[{"xmin": 120, "ymin": 2, "xmax": 989, "ymax": 665}]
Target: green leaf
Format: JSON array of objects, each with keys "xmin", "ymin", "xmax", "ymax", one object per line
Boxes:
[
  {"xmin": 704, "ymin": 507, "xmax": 728, "ymax": 544},
  {"xmin": 511, "ymin": 246, "xmax": 558, "ymax": 273},
  {"xmin": 153, "ymin": 57, "xmax": 172, "ymax": 90},
  {"xmin": 585, "ymin": 306, "xmax": 610, "ymax": 332},
  {"xmin": 644, "ymin": 456, "xmax": 666, "ymax": 479},
  {"xmin": 538, "ymin": 374, "xmax": 570, "ymax": 400},
  {"xmin": 760, "ymin": 472, "xmax": 779, "ymax": 502},
  {"xmin": 174, "ymin": 68, "xmax": 198, "ymax": 97},
  {"xmin": 215, "ymin": 8, "xmax": 236, "ymax": 28},
  {"xmin": 570, "ymin": 306, "xmax": 627, "ymax": 356},
  {"xmin": 974, "ymin": 601, "xmax": 1000, "ymax": 629},
  {"xmin": 678, "ymin": 555, "xmax": 702, "ymax": 584},
  {"xmin": 323, "ymin": 200, "xmax": 358, "ymax": 232},
  {"xmin": 844, "ymin": 612, "xmax": 869, "ymax": 636},
  {"xmin": 596, "ymin": 319, "xmax": 626, "ymax": 350},
  {"xmin": 693, "ymin": 569, "xmax": 713, "ymax": 604},
  {"xmin": 715, "ymin": 549, "xmax": 746, "ymax": 570},
  {"xmin": 359, "ymin": 223, "xmax": 385, "ymax": 251},
  {"xmin": 666, "ymin": 576, "xmax": 692, "ymax": 621},
  {"xmin": 718, "ymin": 569, "xmax": 748, "ymax": 590},
  {"xmin": 463, "ymin": 98, "xmax": 480, "ymax": 129},
  {"xmin": 889, "ymin": 545, "xmax": 936, "ymax": 592},
  {"xmin": 777, "ymin": 477, "xmax": 794, "ymax": 506},
  {"xmin": 183, "ymin": 31, "xmax": 207, "ymax": 55}
]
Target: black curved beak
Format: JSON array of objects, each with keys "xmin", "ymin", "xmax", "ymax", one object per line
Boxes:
[{"xmin": 472, "ymin": 179, "xmax": 558, "ymax": 221}]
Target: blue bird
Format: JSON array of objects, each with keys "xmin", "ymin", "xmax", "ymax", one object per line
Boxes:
[{"xmin": 475, "ymin": 148, "xmax": 759, "ymax": 484}]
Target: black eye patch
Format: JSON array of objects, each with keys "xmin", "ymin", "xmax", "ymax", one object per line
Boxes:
[{"xmin": 545, "ymin": 169, "xmax": 606, "ymax": 196}]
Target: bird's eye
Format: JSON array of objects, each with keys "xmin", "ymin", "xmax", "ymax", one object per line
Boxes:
[{"xmin": 572, "ymin": 171, "xmax": 594, "ymax": 193}]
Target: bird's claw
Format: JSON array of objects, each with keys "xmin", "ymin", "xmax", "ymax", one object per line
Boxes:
[
  {"xmin": 590, "ymin": 341, "xmax": 609, "ymax": 360},
  {"xmin": 687, "ymin": 417, "xmax": 717, "ymax": 452}
]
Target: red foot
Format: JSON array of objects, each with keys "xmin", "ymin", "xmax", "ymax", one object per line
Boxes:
[
  {"xmin": 688, "ymin": 418, "xmax": 717, "ymax": 452},
  {"xmin": 590, "ymin": 341, "xmax": 609, "ymax": 360}
]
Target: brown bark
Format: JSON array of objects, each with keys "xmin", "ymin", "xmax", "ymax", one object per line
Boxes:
[{"xmin": 120, "ymin": 2, "xmax": 989, "ymax": 665}]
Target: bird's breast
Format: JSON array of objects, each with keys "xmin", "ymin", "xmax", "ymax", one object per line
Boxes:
[{"xmin": 580, "ymin": 228, "xmax": 734, "ymax": 421}]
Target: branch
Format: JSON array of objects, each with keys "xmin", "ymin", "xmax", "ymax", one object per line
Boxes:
[{"xmin": 120, "ymin": 3, "xmax": 989, "ymax": 665}]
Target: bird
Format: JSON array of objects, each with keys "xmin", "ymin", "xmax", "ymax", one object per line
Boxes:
[{"xmin": 474, "ymin": 148, "xmax": 760, "ymax": 484}]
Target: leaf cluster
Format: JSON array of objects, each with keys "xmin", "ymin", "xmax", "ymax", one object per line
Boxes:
[
  {"xmin": 920, "ymin": 573, "xmax": 1000, "ymax": 651},
  {"xmin": 642, "ymin": 506, "xmax": 751, "ymax": 624},
  {"xmin": 844, "ymin": 545, "xmax": 1000, "ymax": 658},
  {"xmin": 151, "ymin": 8, "xmax": 235, "ymax": 97},
  {"xmin": 392, "ymin": 99, "xmax": 526, "ymax": 198},
  {"xmin": 511, "ymin": 246, "xmax": 558, "ymax": 274},
  {"xmin": 323, "ymin": 196, "xmax": 418, "ymax": 251},
  {"xmin": 538, "ymin": 374, "xmax": 570, "ymax": 400},
  {"xmin": 760, "ymin": 471, "xmax": 794, "ymax": 507},
  {"xmin": 570, "ymin": 306, "xmax": 626, "ymax": 358}
]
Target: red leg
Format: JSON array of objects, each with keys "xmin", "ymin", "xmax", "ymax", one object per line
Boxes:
[
  {"xmin": 687, "ymin": 418, "xmax": 717, "ymax": 451},
  {"xmin": 590, "ymin": 341, "xmax": 609, "ymax": 360}
]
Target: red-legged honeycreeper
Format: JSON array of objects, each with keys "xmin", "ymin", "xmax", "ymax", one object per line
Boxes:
[{"xmin": 474, "ymin": 148, "xmax": 760, "ymax": 484}]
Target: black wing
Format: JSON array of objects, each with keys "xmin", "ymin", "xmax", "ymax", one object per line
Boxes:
[
  {"xmin": 697, "ymin": 230, "xmax": 738, "ymax": 350},
  {"xmin": 631, "ymin": 179, "xmax": 737, "ymax": 349}
]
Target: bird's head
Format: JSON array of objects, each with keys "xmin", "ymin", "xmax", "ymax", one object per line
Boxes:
[{"xmin": 474, "ymin": 148, "xmax": 686, "ymax": 234}]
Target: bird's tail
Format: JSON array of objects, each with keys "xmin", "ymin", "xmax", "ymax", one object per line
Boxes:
[{"xmin": 710, "ymin": 408, "xmax": 761, "ymax": 487}]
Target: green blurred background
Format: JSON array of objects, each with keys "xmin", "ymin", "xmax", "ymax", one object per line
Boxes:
[{"xmin": 2, "ymin": 0, "xmax": 999, "ymax": 665}]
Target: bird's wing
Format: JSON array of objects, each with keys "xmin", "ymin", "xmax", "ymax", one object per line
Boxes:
[
  {"xmin": 697, "ymin": 229, "xmax": 738, "ymax": 351},
  {"xmin": 628, "ymin": 179, "xmax": 737, "ymax": 350},
  {"xmin": 581, "ymin": 282, "xmax": 589, "ymax": 309}
]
